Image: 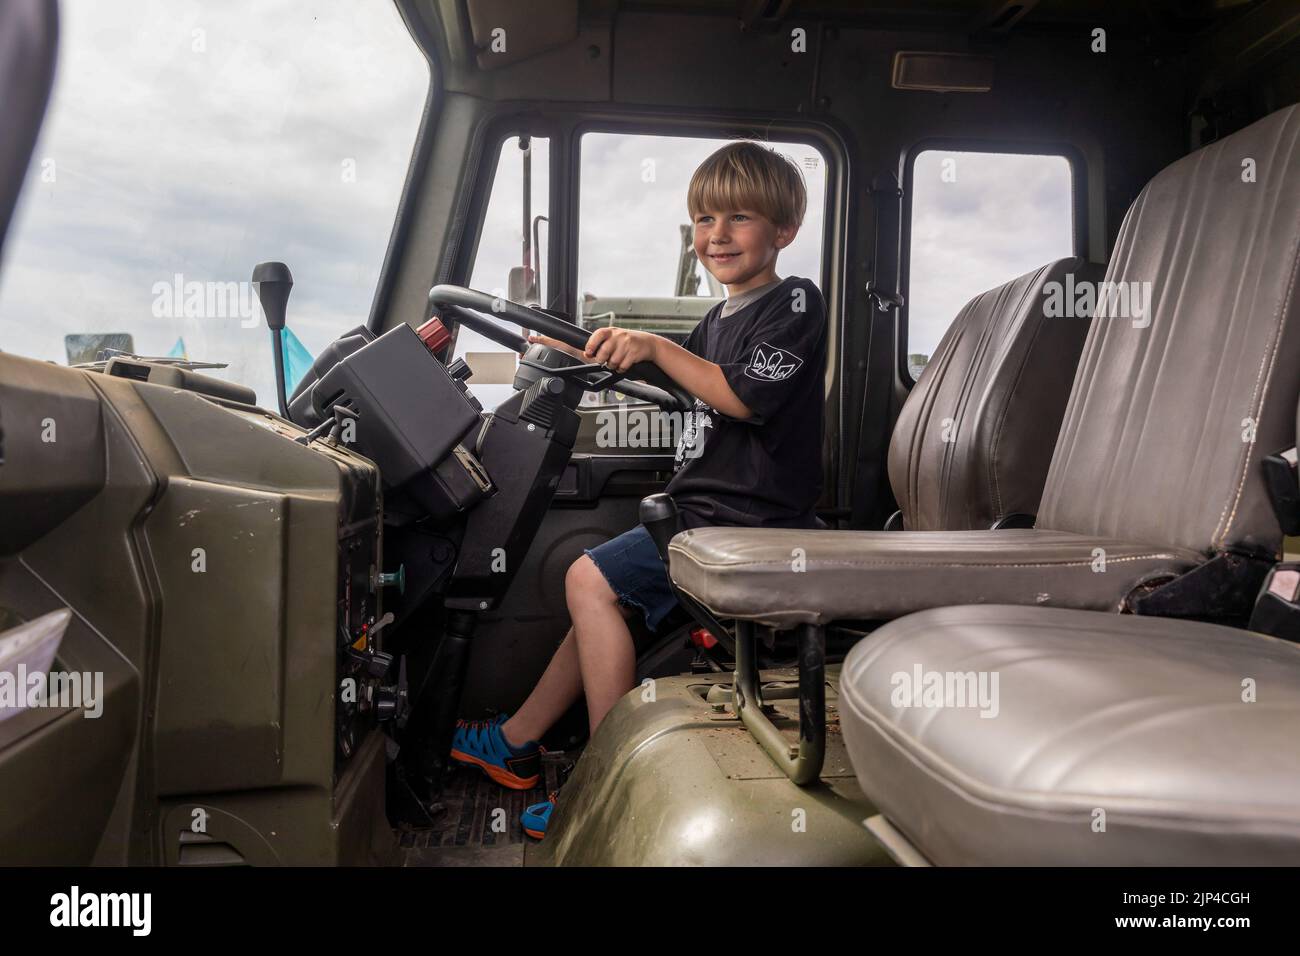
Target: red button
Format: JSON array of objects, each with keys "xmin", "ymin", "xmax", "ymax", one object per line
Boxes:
[
  {"xmin": 416, "ymin": 317, "xmax": 451, "ymax": 354},
  {"xmin": 690, "ymin": 627, "xmax": 718, "ymax": 649}
]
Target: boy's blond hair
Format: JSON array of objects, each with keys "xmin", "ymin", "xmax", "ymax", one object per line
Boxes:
[{"xmin": 687, "ymin": 141, "xmax": 807, "ymax": 229}]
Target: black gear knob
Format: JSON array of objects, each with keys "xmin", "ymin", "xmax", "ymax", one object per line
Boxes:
[
  {"xmin": 252, "ymin": 261, "xmax": 293, "ymax": 331},
  {"xmin": 639, "ymin": 493, "xmax": 680, "ymax": 564}
]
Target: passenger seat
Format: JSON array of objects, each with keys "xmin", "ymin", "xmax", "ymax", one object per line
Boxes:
[
  {"xmin": 843, "ymin": 391, "xmax": 1300, "ymax": 866},
  {"xmin": 839, "ymin": 601, "xmax": 1300, "ymax": 865},
  {"xmin": 889, "ymin": 257, "xmax": 1105, "ymax": 530},
  {"xmin": 842, "ymin": 402, "xmax": 1300, "ymax": 867}
]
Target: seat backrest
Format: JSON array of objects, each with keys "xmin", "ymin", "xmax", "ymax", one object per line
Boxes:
[
  {"xmin": 1040, "ymin": 104, "xmax": 1300, "ymax": 557},
  {"xmin": 889, "ymin": 257, "xmax": 1104, "ymax": 530}
]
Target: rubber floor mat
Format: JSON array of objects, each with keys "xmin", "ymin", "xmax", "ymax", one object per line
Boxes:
[{"xmin": 398, "ymin": 752, "xmax": 573, "ymax": 849}]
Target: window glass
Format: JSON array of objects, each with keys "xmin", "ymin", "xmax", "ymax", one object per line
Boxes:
[
  {"xmin": 576, "ymin": 132, "xmax": 826, "ymax": 405},
  {"xmin": 906, "ymin": 150, "xmax": 1074, "ymax": 379},
  {"xmin": 0, "ymin": 0, "xmax": 429, "ymax": 408},
  {"xmin": 453, "ymin": 136, "xmax": 549, "ymax": 410}
]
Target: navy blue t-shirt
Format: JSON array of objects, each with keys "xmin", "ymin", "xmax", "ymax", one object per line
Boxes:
[{"xmin": 666, "ymin": 276, "xmax": 827, "ymax": 530}]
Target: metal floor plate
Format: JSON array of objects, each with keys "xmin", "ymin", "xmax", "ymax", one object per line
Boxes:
[{"xmin": 398, "ymin": 752, "xmax": 572, "ymax": 858}]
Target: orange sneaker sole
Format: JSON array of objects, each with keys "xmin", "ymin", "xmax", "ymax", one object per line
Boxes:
[
  {"xmin": 524, "ymin": 827, "xmax": 545, "ymax": 840},
  {"xmin": 449, "ymin": 748, "xmax": 539, "ymax": 790}
]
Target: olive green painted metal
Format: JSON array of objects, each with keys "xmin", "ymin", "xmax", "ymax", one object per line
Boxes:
[
  {"xmin": 733, "ymin": 622, "xmax": 826, "ymax": 786},
  {"xmin": 0, "ymin": 353, "xmax": 398, "ymax": 865},
  {"xmin": 529, "ymin": 668, "xmax": 892, "ymax": 866}
]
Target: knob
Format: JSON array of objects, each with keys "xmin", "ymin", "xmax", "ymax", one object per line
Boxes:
[
  {"xmin": 376, "ymin": 565, "xmax": 406, "ymax": 594},
  {"xmin": 639, "ymin": 493, "xmax": 680, "ymax": 563}
]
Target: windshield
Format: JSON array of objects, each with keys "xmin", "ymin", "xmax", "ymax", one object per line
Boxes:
[{"xmin": 0, "ymin": 0, "xmax": 429, "ymax": 408}]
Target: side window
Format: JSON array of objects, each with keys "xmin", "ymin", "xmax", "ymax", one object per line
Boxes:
[
  {"xmin": 905, "ymin": 149, "xmax": 1075, "ymax": 380},
  {"xmin": 577, "ymin": 131, "xmax": 826, "ymax": 406},
  {"xmin": 454, "ymin": 135, "xmax": 549, "ymax": 409}
]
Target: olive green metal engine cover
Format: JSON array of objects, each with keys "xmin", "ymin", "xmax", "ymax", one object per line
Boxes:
[{"xmin": 530, "ymin": 667, "xmax": 892, "ymax": 866}]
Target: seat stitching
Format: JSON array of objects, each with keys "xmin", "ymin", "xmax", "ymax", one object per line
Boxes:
[
  {"xmin": 669, "ymin": 552, "xmax": 1192, "ymax": 571},
  {"xmin": 901, "ymin": 317, "xmax": 958, "ymax": 526},
  {"xmin": 950, "ymin": 281, "xmax": 1013, "ymax": 526},
  {"xmin": 1217, "ymin": 242, "xmax": 1298, "ymax": 546},
  {"xmin": 913, "ymin": 305, "xmax": 971, "ymax": 527},
  {"xmin": 1214, "ymin": 114, "xmax": 1300, "ymax": 547},
  {"xmin": 989, "ymin": 263, "xmax": 1056, "ymax": 519}
]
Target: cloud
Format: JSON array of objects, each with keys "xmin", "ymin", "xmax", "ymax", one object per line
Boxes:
[
  {"xmin": 908, "ymin": 150, "xmax": 1074, "ymax": 360},
  {"xmin": 0, "ymin": 0, "xmax": 428, "ymax": 406}
]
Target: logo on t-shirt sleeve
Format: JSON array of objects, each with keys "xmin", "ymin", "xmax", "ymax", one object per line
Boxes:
[{"xmin": 745, "ymin": 342, "xmax": 804, "ymax": 382}]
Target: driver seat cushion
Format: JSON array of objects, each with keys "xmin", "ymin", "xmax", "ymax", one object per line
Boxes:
[
  {"xmin": 668, "ymin": 527, "xmax": 1200, "ymax": 627},
  {"xmin": 839, "ymin": 605, "xmax": 1300, "ymax": 865}
]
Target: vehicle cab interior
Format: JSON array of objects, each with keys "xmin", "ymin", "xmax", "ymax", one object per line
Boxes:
[{"xmin": 0, "ymin": 0, "xmax": 1297, "ymax": 867}]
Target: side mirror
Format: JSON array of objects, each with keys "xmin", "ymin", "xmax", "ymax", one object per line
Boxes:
[{"xmin": 507, "ymin": 265, "xmax": 535, "ymax": 306}]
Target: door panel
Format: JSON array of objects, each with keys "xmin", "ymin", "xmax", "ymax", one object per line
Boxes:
[{"xmin": 459, "ymin": 446, "xmax": 676, "ymax": 733}]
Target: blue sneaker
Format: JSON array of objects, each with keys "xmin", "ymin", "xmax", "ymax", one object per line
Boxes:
[
  {"xmin": 522, "ymin": 792, "xmax": 558, "ymax": 840},
  {"xmin": 450, "ymin": 713, "xmax": 540, "ymax": 790}
]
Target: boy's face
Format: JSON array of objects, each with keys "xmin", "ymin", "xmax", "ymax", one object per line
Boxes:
[{"xmin": 692, "ymin": 207, "xmax": 798, "ymax": 293}]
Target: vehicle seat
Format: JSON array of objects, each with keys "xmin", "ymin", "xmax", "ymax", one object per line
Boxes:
[
  {"xmin": 838, "ymin": 604, "xmax": 1300, "ymax": 865},
  {"xmin": 890, "ymin": 257, "xmax": 1104, "ymax": 530},
  {"xmin": 668, "ymin": 104, "xmax": 1300, "ymax": 627}
]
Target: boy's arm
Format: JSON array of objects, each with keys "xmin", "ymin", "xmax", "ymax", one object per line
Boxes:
[
  {"xmin": 645, "ymin": 337, "xmax": 754, "ymax": 419},
  {"xmin": 529, "ymin": 328, "xmax": 753, "ymax": 419}
]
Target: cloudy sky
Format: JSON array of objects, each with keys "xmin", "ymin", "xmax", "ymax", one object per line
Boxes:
[
  {"xmin": 909, "ymin": 150, "xmax": 1074, "ymax": 362},
  {"xmin": 0, "ymin": 0, "xmax": 428, "ymax": 406},
  {"xmin": 1, "ymin": 1, "xmax": 1074, "ymax": 407}
]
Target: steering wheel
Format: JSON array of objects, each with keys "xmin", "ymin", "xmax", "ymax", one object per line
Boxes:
[{"xmin": 428, "ymin": 285, "xmax": 693, "ymax": 412}]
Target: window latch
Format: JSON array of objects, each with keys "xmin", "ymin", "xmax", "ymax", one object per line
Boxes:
[{"xmin": 865, "ymin": 281, "xmax": 904, "ymax": 313}]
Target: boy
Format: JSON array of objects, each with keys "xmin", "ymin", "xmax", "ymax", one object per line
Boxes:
[{"xmin": 450, "ymin": 141, "xmax": 827, "ymax": 839}]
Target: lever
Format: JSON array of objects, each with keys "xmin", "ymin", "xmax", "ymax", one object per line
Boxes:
[
  {"xmin": 347, "ymin": 647, "xmax": 394, "ymax": 679},
  {"xmin": 865, "ymin": 280, "xmax": 904, "ymax": 313},
  {"xmin": 327, "ymin": 403, "xmax": 358, "ymax": 443},
  {"xmin": 639, "ymin": 492, "xmax": 681, "ymax": 565},
  {"xmin": 253, "ymin": 261, "xmax": 293, "ymax": 418}
]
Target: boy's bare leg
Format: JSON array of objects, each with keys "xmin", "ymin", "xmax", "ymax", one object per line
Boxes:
[
  {"xmin": 566, "ymin": 555, "xmax": 638, "ymax": 736},
  {"xmin": 501, "ymin": 627, "xmax": 582, "ymax": 749}
]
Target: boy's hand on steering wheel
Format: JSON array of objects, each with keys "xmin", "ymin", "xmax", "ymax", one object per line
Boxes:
[{"xmin": 582, "ymin": 327, "xmax": 659, "ymax": 373}]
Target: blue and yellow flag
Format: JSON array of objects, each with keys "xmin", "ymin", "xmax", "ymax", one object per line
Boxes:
[{"xmin": 280, "ymin": 327, "xmax": 314, "ymax": 394}]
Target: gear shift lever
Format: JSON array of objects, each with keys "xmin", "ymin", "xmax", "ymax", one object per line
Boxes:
[
  {"xmin": 639, "ymin": 492, "xmax": 681, "ymax": 564},
  {"xmin": 253, "ymin": 261, "xmax": 293, "ymax": 418}
]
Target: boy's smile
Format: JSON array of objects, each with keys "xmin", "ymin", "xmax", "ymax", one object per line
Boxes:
[{"xmin": 693, "ymin": 208, "xmax": 798, "ymax": 295}]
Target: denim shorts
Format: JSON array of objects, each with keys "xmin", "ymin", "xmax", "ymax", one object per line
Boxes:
[{"xmin": 583, "ymin": 524, "xmax": 679, "ymax": 632}]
